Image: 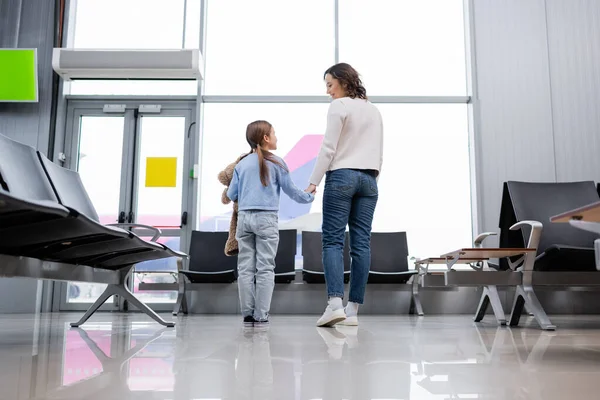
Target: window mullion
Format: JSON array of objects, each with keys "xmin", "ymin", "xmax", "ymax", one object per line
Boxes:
[{"xmin": 334, "ymin": 0, "xmax": 340, "ymax": 64}]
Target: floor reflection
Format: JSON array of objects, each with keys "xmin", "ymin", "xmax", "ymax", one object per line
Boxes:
[
  {"xmin": 0, "ymin": 314, "xmax": 599, "ymax": 399},
  {"xmin": 50, "ymin": 323, "xmax": 172, "ymax": 399}
]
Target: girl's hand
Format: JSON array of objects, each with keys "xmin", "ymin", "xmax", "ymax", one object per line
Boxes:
[{"xmin": 305, "ymin": 184, "xmax": 317, "ymax": 195}]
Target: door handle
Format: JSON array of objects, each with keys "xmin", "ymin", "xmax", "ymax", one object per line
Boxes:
[
  {"xmin": 118, "ymin": 211, "xmax": 126, "ymax": 224},
  {"xmin": 181, "ymin": 211, "xmax": 188, "ymax": 227}
]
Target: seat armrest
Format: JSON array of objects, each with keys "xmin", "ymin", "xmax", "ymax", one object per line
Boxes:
[
  {"xmin": 509, "ymin": 220, "xmax": 543, "ymax": 272},
  {"xmin": 473, "ymin": 232, "xmax": 497, "ymax": 248},
  {"xmin": 106, "ymin": 223, "xmax": 162, "ymax": 242},
  {"xmin": 510, "ymin": 220, "xmax": 543, "ymax": 251}
]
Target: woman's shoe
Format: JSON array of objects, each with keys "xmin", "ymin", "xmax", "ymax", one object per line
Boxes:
[
  {"xmin": 316, "ymin": 306, "xmax": 346, "ymax": 327},
  {"xmin": 336, "ymin": 315, "xmax": 358, "ymax": 326}
]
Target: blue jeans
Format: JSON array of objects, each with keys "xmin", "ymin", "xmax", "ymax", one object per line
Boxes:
[
  {"xmin": 322, "ymin": 169, "xmax": 378, "ymax": 304},
  {"xmin": 236, "ymin": 211, "xmax": 279, "ymax": 321}
]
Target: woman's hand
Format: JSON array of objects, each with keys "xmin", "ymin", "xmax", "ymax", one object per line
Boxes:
[{"xmin": 305, "ymin": 184, "xmax": 317, "ymax": 195}]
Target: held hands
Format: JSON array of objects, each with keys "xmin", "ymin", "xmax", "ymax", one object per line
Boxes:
[{"xmin": 305, "ymin": 184, "xmax": 317, "ymax": 195}]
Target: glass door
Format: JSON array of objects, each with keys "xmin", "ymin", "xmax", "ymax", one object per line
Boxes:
[
  {"xmin": 59, "ymin": 100, "xmax": 195, "ymax": 311},
  {"xmin": 129, "ymin": 113, "xmax": 189, "ymax": 306},
  {"xmin": 63, "ymin": 114, "xmax": 126, "ymax": 308}
]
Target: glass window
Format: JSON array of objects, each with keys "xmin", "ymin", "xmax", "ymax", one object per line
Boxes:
[
  {"xmin": 204, "ymin": 0, "xmax": 335, "ymax": 95},
  {"xmin": 69, "ymin": 0, "xmax": 200, "ymax": 96},
  {"xmin": 338, "ymin": 0, "xmax": 467, "ymax": 96},
  {"xmin": 200, "ymin": 103, "xmax": 472, "ymax": 264},
  {"xmin": 134, "ymin": 116, "xmax": 186, "ymax": 228},
  {"xmin": 375, "ymin": 104, "xmax": 472, "ymax": 259},
  {"xmin": 77, "ymin": 116, "xmax": 124, "ymax": 225},
  {"xmin": 184, "ymin": 0, "xmax": 202, "ymax": 49},
  {"xmin": 199, "ymin": 103, "xmax": 329, "ymax": 230},
  {"xmin": 72, "ymin": 0, "xmax": 187, "ymax": 49}
]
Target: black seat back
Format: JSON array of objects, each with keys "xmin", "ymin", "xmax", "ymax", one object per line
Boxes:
[
  {"xmin": 0, "ymin": 134, "xmax": 58, "ymax": 202},
  {"xmin": 275, "ymin": 229, "xmax": 297, "ymax": 276},
  {"xmin": 302, "ymin": 231, "xmax": 350, "ymax": 273},
  {"xmin": 499, "ymin": 181, "xmax": 600, "ymax": 269},
  {"xmin": 370, "ymin": 232, "xmax": 409, "ymax": 273},
  {"xmin": 188, "ymin": 231, "xmax": 238, "ymax": 274},
  {"xmin": 37, "ymin": 153, "xmax": 100, "ymax": 221}
]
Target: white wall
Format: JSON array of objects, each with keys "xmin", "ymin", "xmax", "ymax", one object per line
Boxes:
[
  {"xmin": 471, "ymin": 0, "xmax": 600, "ymax": 238},
  {"xmin": 545, "ymin": 0, "xmax": 600, "ymax": 181}
]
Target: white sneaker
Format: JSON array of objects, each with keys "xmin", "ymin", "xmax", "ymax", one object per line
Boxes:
[
  {"xmin": 337, "ymin": 315, "xmax": 358, "ymax": 326},
  {"xmin": 316, "ymin": 306, "xmax": 346, "ymax": 327}
]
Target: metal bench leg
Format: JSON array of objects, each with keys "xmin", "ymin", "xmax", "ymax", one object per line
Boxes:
[
  {"xmin": 71, "ymin": 267, "xmax": 176, "ymax": 328},
  {"xmin": 508, "ymin": 221, "xmax": 554, "ymax": 330},
  {"xmin": 70, "ymin": 286, "xmax": 115, "ymax": 328},
  {"xmin": 509, "ymin": 285, "xmax": 555, "ymax": 331},
  {"xmin": 182, "ymin": 290, "xmax": 189, "ymax": 314},
  {"xmin": 116, "ymin": 284, "xmax": 176, "ymax": 327},
  {"xmin": 173, "ymin": 292, "xmax": 185, "ymax": 316},
  {"xmin": 173, "ymin": 283, "xmax": 188, "ymax": 316},
  {"xmin": 409, "ymin": 274, "xmax": 424, "ymax": 316},
  {"xmin": 173, "ymin": 270, "xmax": 188, "ymax": 316},
  {"xmin": 594, "ymin": 239, "xmax": 600, "ymax": 271},
  {"xmin": 474, "ymin": 285, "xmax": 506, "ymax": 325}
]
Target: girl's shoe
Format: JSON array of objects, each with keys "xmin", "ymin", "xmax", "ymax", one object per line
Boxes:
[
  {"xmin": 254, "ymin": 319, "xmax": 270, "ymax": 330},
  {"xmin": 243, "ymin": 316, "xmax": 256, "ymax": 328}
]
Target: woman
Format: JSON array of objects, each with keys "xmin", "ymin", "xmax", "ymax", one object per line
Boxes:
[{"xmin": 306, "ymin": 63, "xmax": 383, "ymax": 327}]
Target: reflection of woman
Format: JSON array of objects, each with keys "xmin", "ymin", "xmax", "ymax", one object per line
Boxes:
[{"xmin": 306, "ymin": 63, "xmax": 383, "ymax": 327}]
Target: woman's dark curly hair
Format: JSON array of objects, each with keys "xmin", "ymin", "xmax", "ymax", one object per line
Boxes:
[{"xmin": 324, "ymin": 63, "xmax": 367, "ymax": 100}]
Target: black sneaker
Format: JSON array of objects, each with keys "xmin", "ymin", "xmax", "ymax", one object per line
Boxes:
[
  {"xmin": 253, "ymin": 319, "xmax": 270, "ymax": 330},
  {"xmin": 243, "ymin": 316, "xmax": 256, "ymax": 328}
]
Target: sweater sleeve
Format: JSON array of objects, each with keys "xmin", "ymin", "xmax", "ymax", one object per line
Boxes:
[
  {"xmin": 309, "ymin": 99, "xmax": 347, "ymax": 186},
  {"xmin": 278, "ymin": 161, "xmax": 314, "ymax": 204},
  {"xmin": 226, "ymin": 168, "xmax": 239, "ymax": 202}
]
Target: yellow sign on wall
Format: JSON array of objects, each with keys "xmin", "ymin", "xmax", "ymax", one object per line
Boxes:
[{"xmin": 145, "ymin": 157, "xmax": 177, "ymax": 188}]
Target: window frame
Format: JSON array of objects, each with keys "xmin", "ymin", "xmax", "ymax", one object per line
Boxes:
[
  {"xmin": 196, "ymin": 0, "xmax": 477, "ymax": 261},
  {"xmin": 60, "ymin": 0, "xmax": 478, "ymax": 267}
]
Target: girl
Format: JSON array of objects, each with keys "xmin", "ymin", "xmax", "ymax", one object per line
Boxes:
[{"xmin": 227, "ymin": 120, "xmax": 315, "ymax": 328}]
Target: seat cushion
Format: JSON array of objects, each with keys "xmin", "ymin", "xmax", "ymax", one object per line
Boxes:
[
  {"xmin": 302, "ymin": 270, "xmax": 350, "ymax": 284},
  {"xmin": 180, "ymin": 269, "xmax": 237, "ymax": 283},
  {"xmin": 0, "ymin": 193, "xmax": 70, "ymax": 227},
  {"xmin": 534, "ymin": 245, "xmax": 596, "ymax": 272},
  {"xmin": 368, "ymin": 271, "xmax": 417, "ymax": 284}
]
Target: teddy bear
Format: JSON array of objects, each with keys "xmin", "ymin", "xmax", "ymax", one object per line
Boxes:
[{"xmin": 218, "ymin": 155, "xmax": 244, "ymax": 256}]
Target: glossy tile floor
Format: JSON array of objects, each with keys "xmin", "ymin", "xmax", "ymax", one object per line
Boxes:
[{"xmin": 2, "ymin": 314, "xmax": 600, "ymax": 399}]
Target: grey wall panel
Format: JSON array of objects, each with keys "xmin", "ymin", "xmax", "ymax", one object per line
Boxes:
[
  {"xmin": 185, "ymin": 283, "xmax": 600, "ymax": 315},
  {"xmin": 472, "ymin": 0, "xmax": 556, "ymax": 239},
  {"xmin": 0, "ymin": 0, "xmax": 56, "ymax": 153},
  {"xmin": 545, "ymin": 0, "xmax": 600, "ymax": 182},
  {"xmin": 0, "ymin": 0, "xmax": 22, "ymax": 48},
  {"xmin": 0, "ymin": 0, "xmax": 56, "ymax": 313}
]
